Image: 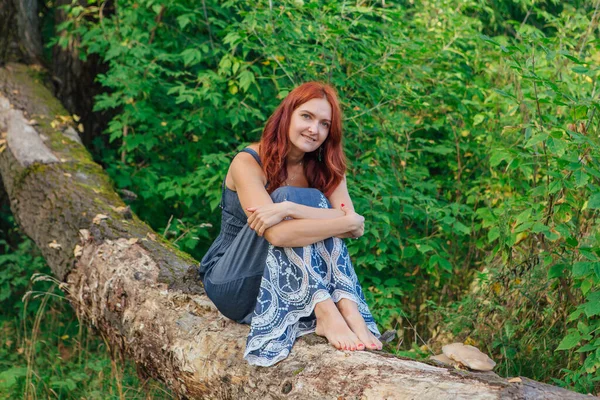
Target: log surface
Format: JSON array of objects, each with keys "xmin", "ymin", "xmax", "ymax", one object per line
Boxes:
[{"xmin": 0, "ymin": 63, "xmax": 588, "ymax": 399}]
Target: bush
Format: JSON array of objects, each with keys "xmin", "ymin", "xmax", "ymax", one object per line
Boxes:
[{"xmin": 48, "ymin": 0, "xmax": 600, "ymax": 393}]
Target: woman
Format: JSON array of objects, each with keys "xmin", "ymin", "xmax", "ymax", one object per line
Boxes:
[{"xmin": 199, "ymin": 82, "xmax": 382, "ymax": 367}]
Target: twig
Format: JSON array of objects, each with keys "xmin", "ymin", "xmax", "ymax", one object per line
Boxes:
[
  {"xmin": 148, "ymin": 5, "xmax": 165, "ymax": 46},
  {"xmin": 577, "ymin": 0, "xmax": 600, "ymax": 59},
  {"xmin": 252, "ymin": 29, "xmax": 295, "ymax": 85},
  {"xmin": 163, "ymin": 215, "xmax": 174, "ymax": 236},
  {"xmin": 348, "ymin": 97, "xmax": 396, "ymax": 121},
  {"xmin": 202, "ymin": 0, "xmax": 215, "ymax": 53}
]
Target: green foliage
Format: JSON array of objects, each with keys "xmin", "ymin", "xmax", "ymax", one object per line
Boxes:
[
  {"xmin": 41, "ymin": 0, "xmax": 600, "ymax": 394},
  {"xmin": 436, "ymin": 4, "xmax": 600, "ymax": 393},
  {"xmin": 0, "ymin": 211, "xmax": 171, "ymax": 399}
]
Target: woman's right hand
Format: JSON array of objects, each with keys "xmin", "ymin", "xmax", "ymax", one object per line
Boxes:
[
  {"xmin": 341, "ymin": 204, "xmax": 365, "ymax": 239},
  {"xmin": 247, "ymin": 201, "xmax": 291, "ymax": 236}
]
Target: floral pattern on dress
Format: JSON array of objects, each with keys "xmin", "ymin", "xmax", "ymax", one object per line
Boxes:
[{"xmin": 244, "ymin": 236, "xmax": 380, "ymax": 367}]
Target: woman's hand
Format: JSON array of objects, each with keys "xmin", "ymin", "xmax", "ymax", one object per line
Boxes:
[
  {"xmin": 247, "ymin": 202, "xmax": 291, "ymax": 236},
  {"xmin": 340, "ymin": 204, "xmax": 365, "ymax": 239}
]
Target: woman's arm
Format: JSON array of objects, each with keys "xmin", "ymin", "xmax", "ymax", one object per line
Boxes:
[
  {"xmin": 247, "ymin": 175, "xmax": 355, "ymax": 225},
  {"xmin": 264, "ymin": 212, "xmax": 363, "ymax": 247},
  {"xmin": 231, "ymin": 154, "xmax": 360, "ymax": 246},
  {"xmin": 246, "ymin": 202, "xmax": 344, "ymax": 232}
]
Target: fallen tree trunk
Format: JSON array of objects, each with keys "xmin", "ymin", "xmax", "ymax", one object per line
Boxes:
[{"xmin": 0, "ymin": 62, "xmax": 588, "ymax": 400}]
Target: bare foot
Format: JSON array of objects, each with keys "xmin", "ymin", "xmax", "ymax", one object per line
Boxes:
[
  {"xmin": 337, "ymin": 298, "xmax": 382, "ymax": 350},
  {"xmin": 314, "ymin": 298, "xmax": 365, "ymax": 351}
]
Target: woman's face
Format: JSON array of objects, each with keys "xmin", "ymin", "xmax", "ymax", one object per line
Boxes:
[{"xmin": 288, "ymin": 97, "xmax": 332, "ymax": 155}]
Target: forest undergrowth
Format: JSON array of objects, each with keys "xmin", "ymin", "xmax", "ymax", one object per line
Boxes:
[{"xmin": 2, "ymin": 0, "xmax": 600, "ymax": 397}]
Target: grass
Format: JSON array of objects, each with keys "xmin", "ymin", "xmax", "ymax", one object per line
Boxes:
[{"xmin": 0, "ymin": 219, "xmax": 173, "ymax": 399}]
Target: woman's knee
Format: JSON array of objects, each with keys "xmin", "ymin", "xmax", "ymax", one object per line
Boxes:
[
  {"xmin": 204, "ymin": 275, "xmax": 262, "ymax": 321},
  {"xmin": 270, "ymin": 186, "xmax": 330, "ymax": 208}
]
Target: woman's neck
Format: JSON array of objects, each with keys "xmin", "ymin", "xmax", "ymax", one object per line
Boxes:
[{"xmin": 287, "ymin": 148, "xmax": 305, "ymax": 166}]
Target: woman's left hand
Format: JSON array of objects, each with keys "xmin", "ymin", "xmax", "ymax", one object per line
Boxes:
[{"xmin": 247, "ymin": 202, "xmax": 291, "ymax": 236}]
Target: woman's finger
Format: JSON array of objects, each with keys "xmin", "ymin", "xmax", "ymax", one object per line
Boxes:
[{"xmin": 250, "ymin": 218, "xmax": 258, "ymax": 230}]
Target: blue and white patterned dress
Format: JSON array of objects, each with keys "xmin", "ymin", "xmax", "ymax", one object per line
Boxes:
[{"xmin": 199, "ymin": 148, "xmax": 380, "ymax": 367}]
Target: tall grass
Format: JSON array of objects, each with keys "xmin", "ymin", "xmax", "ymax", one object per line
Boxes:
[{"xmin": 0, "ymin": 213, "xmax": 172, "ymax": 399}]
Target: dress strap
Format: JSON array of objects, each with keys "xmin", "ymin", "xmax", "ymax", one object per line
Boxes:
[
  {"xmin": 240, "ymin": 148, "xmax": 262, "ymax": 167},
  {"xmin": 240, "ymin": 148, "xmax": 269, "ymax": 189}
]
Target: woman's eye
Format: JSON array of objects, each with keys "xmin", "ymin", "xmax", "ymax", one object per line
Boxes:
[
  {"xmin": 301, "ymin": 114, "xmax": 310, "ymax": 119},
  {"xmin": 321, "ymin": 121, "xmax": 330, "ymax": 128}
]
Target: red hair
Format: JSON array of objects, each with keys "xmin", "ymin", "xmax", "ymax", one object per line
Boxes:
[{"xmin": 259, "ymin": 82, "xmax": 346, "ymax": 197}]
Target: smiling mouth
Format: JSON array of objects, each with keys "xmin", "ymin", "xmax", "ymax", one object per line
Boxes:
[{"xmin": 301, "ymin": 134, "xmax": 316, "ymax": 142}]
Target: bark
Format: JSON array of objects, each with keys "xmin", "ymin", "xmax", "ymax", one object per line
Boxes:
[
  {"xmin": 0, "ymin": 62, "xmax": 590, "ymax": 400},
  {"xmin": 51, "ymin": 0, "xmax": 112, "ymax": 146},
  {"xmin": 13, "ymin": 0, "xmax": 44, "ymax": 64},
  {"xmin": 0, "ymin": 0, "xmax": 18, "ymax": 65},
  {"xmin": 0, "ymin": 0, "xmax": 43, "ymax": 65},
  {"xmin": 0, "ymin": 0, "xmax": 111, "ymax": 144}
]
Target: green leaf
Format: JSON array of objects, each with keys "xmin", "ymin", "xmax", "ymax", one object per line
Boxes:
[
  {"xmin": 473, "ymin": 114, "xmax": 485, "ymax": 126},
  {"xmin": 582, "ymin": 279, "xmax": 593, "ymax": 295},
  {"xmin": 573, "ymin": 262, "xmax": 592, "ymax": 278},
  {"xmin": 574, "ymin": 105, "xmax": 588, "ymax": 119},
  {"xmin": 531, "ymin": 222, "xmax": 548, "ymax": 233},
  {"xmin": 488, "ymin": 227, "xmax": 500, "ymax": 242},
  {"xmin": 493, "ymin": 89, "xmax": 516, "ymax": 99},
  {"xmin": 515, "ymin": 209, "xmax": 531, "ymax": 225},
  {"xmin": 0, "ymin": 367, "xmax": 27, "ymax": 389},
  {"xmin": 238, "ymin": 70, "xmax": 255, "ymax": 92},
  {"xmin": 177, "ymin": 14, "xmax": 192, "ymax": 29},
  {"xmin": 416, "ymin": 244, "xmax": 434, "ymax": 254},
  {"xmin": 547, "ymin": 137, "xmax": 567, "ymax": 157},
  {"xmin": 575, "ymin": 170, "xmax": 589, "ymax": 188},
  {"xmin": 490, "ymin": 151, "xmax": 511, "ymax": 167},
  {"xmin": 572, "ymin": 66, "xmax": 589, "ymax": 74},
  {"xmin": 584, "ymin": 292, "xmax": 600, "ymax": 317},
  {"xmin": 453, "ymin": 221, "xmax": 470, "ymax": 235},
  {"xmin": 576, "ymin": 343, "xmax": 598, "ymax": 353},
  {"xmin": 556, "ymin": 332, "xmax": 581, "ymax": 351},
  {"xmin": 588, "ymin": 193, "xmax": 600, "ymax": 209},
  {"xmin": 524, "ymin": 132, "xmax": 548, "ymax": 148},
  {"xmin": 438, "ymin": 257, "xmax": 453, "ymax": 272},
  {"xmin": 181, "ymin": 48, "xmax": 202, "ymax": 67},
  {"xmin": 548, "ymin": 264, "xmax": 565, "ymax": 279},
  {"xmin": 423, "ymin": 145, "xmax": 453, "ymax": 155}
]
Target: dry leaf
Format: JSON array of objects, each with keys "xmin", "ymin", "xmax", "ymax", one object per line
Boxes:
[
  {"xmin": 127, "ymin": 237, "xmax": 139, "ymax": 245},
  {"xmin": 63, "ymin": 173, "xmax": 72, "ymax": 178},
  {"xmin": 508, "ymin": 377, "xmax": 522, "ymax": 383},
  {"xmin": 73, "ymin": 244, "xmax": 83, "ymax": 257},
  {"xmin": 28, "ymin": 119, "xmax": 38, "ymax": 126},
  {"xmin": 79, "ymin": 229, "xmax": 90, "ymax": 241},
  {"xmin": 93, "ymin": 214, "xmax": 109, "ymax": 224},
  {"xmin": 48, "ymin": 240, "xmax": 62, "ymax": 249},
  {"xmin": 146, "ymin": 232, "xmax": 157, "ymax": 241}
]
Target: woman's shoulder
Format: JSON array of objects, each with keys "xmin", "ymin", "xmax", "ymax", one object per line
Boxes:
[
  {"xmin": 246, "ymin": 143, "xmax": 260, "ymax": 153},
  {"xmin": 229, "ymin": 145, "xmax": 266, "ymax": 187},
  {"xmin": 232, "ymin": 144, "xmax": 261, "ymax": 167}
]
